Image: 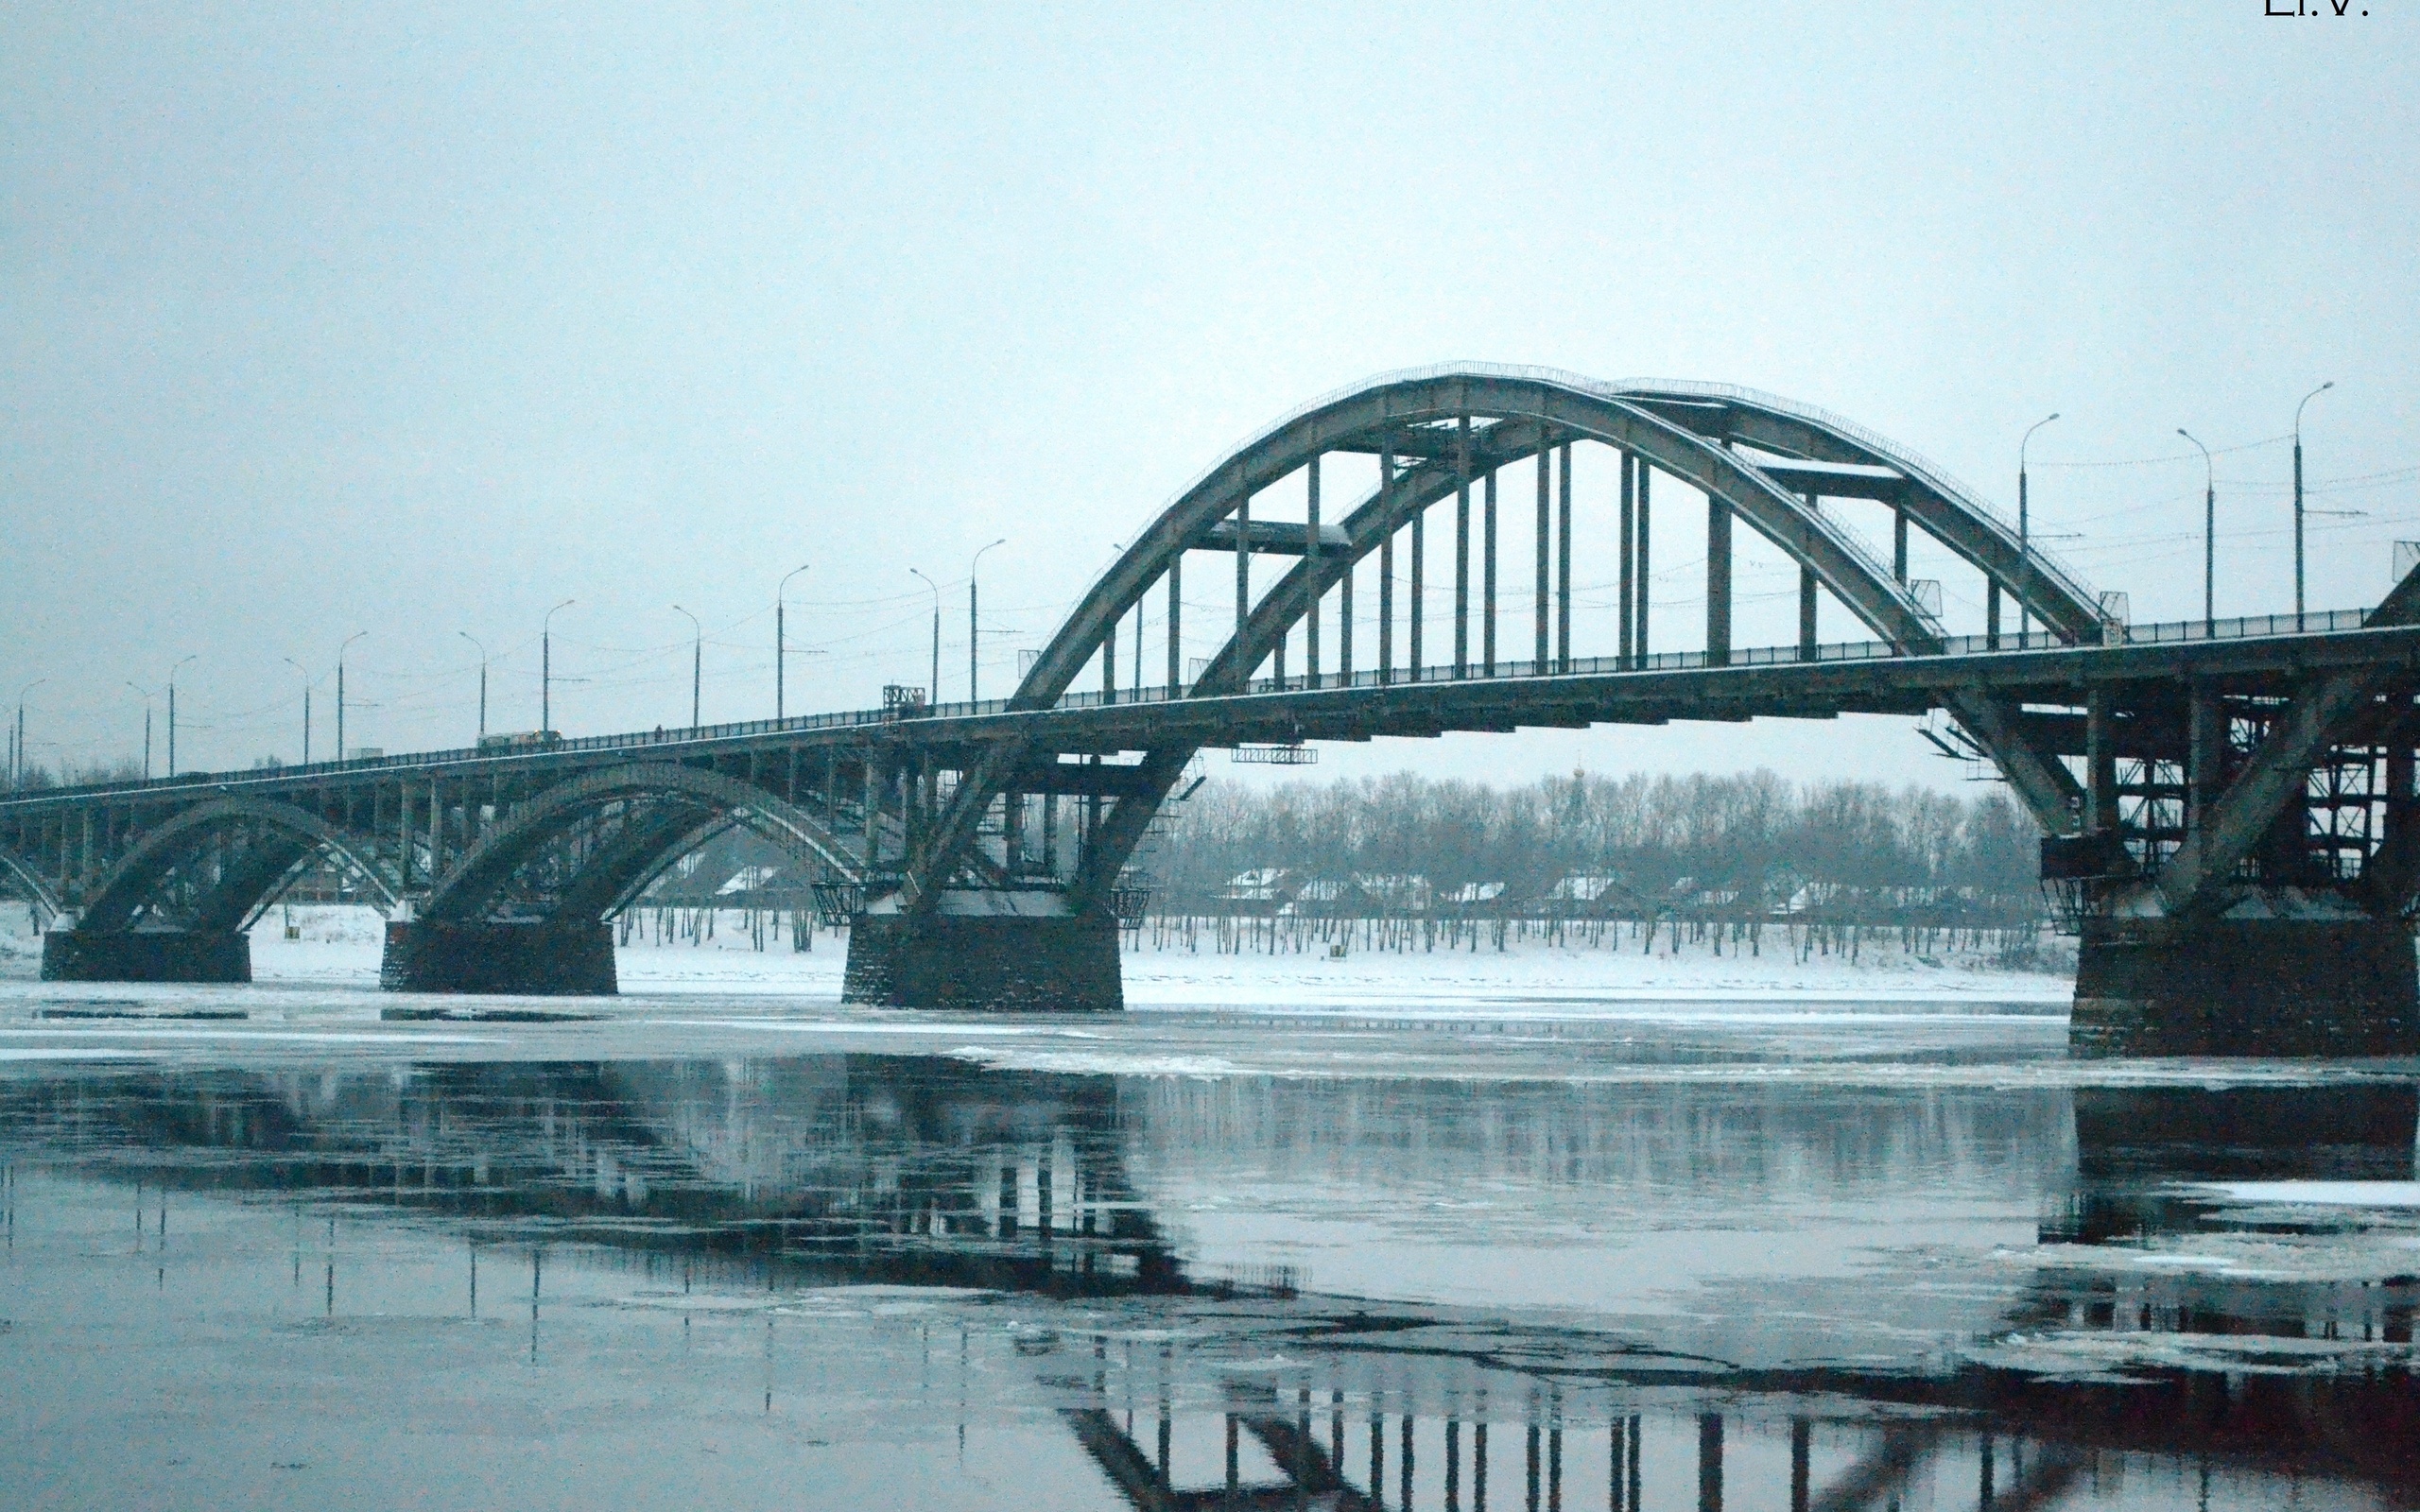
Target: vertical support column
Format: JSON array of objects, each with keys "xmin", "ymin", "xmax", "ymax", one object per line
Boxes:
[
  {"xmin": 2386, "ymin": 704, "xmax": 2414, "ymax": 895},
  {"xmin": 1533, "ymin": 447, "xmax": 1550, "ymax": 670},
  {"xmin": 1379, "ymin": 449, "xmax": 1396, "ymax": 685},
  {"xmin": 1617, "ymin": 453, "xmax": 1636, "ymax": 668},
  {"xmin": 1102, "ymin": 610, "xmax": 1116, "ymax": 704},
  {"xmin": 1340, "ymin": 554, "xmax": 1355, "ymax": 680},
  {"xmin": 1305, "ymin": 455, "xmax": 1322, "ymax": 684},
  {"xmin": 1556, "ymin": 443, "xmax": 1573, "ymax": 672},
  {"xmin": 1893, "ymin": 507, "xmax": 1909, "ymax": 584},
  {"xmin": 1409, "ymin": 495, "xmax": 1426, "ymax": 679},
  {"xmin": 1705, "ymin": 495, "xmax": 1733, "ymax": 667},
  {"xmin": 1454, "ymin": 415, "xmax": 1471, "ymax": 678},
  {"xmin": 425, "ymin": 779, "xmax": 443, "ymax": 883},
  {"xmin": 2189, "ymin": 680, "xmax": 2223, "ymax": 836},
  {"xmin": 1482, "ymin": 467, "xmax": 1498, "ymax": 675},
  {"xmin": 1132, "ymin": 611, "xmax": 1143, "ymax": 699},
  {"xmin": 999, "ymin": 789, "xmax": 1021, "ymax": 875},
  {"xmin": 1635, "ymin": 461, "xmax": 1653, "ymax": 661},
  {"xmin": 1986, "ymin": 585, "xmax": 2002, "ymax": 650},
  {"xmin": 397, "ymin": 781, "xmax": 414, "ymax": 891},
  {"xmin": 1234, "ymin": 479, "xmax": 1251, "ymax": 688},
  {"xmin": 1166, "ymin": 558, "xmax": 1182, "ymax": 693},
  {"xmin": 862, "ymin": 755, "xmax": 879, "ymax": 868},
  {"xmin": 1799, "ymin": 565, "xmax": 1819, "ymax": 662},
  {"xmin": 2086, "ymin": 684, "xmax": 2116, "ymax": 834}
]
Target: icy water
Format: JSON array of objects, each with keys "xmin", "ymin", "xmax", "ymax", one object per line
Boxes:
[{"xmin": 3, "ymin": 979, "xmax": 2418, "ymax": 1508}]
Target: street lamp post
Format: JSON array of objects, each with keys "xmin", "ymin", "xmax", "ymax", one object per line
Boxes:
[
  {"xmin": 166, "ymin": 655, "xmax": 197, "ymax": 778},
  {"xmin": 336, "ymin": 632, "xmax": 367, "ymax": 761},
  {"xmin": 11, "ymin": 679, "xmax": 44, "ymax": 788},
  {"xmin": 457, "ymin": 632, "xmax": 488, "ymax": 744},
  {"xmin": 2017, "ymin": 413, "xmax": 2060, "ymax": 640},
  {"xmin": 968, "ymin": 539, "xmax": 1006, "ymax": 702},
  {"xmin": 282, "ymin": 658, "xmax": 312, "ymax": 765},
  {"xmin": 776, "ymin": 563, "xmax": 809, "ymax": 721},
  {"xmin": 123, "ymin": 682, "xmax": 153, "ymax": 782},
  {"xmin": 909, "ymin": 569, "xmax": 941, "ymax": 705},
  {"xmin": 542, "ymin": 600, "xmax": 575, "ymax": 733},
  {"xmin": 2178, "ymin": 429, "xmax": 2217, "ymax": 632},
  {"xmin": 672, "ymin": 605, "xmax": 701, "ymax": 730},
  {"xmin": 2294, "ymin": 382, "xmax": 2336, "ymax": 625}
]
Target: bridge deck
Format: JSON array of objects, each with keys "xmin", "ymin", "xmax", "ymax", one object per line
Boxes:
[{"xmin": 4, "ymin": 609, "xmax": 2412, "ymax": 814}]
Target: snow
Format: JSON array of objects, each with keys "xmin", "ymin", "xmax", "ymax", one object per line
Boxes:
[{"xmin": 2, "ymin": 903, "xmax": 2074, "ymax": 1012}]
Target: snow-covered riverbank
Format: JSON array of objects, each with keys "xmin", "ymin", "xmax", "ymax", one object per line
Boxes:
[{"xmin": 2, "ymin": 904, "xmax": 2071, "ymax": 1007}]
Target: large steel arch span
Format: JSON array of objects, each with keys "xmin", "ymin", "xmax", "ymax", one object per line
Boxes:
[
  {"xmin": 75, "ymin": 797, "xmax": 403, "ymax": 935},
  {"xmin": 1016, "ymin": 368, "xmax": 2103, "ymax": 710},
  {"xmin": 422, "ymin": 762, "xmax": 857, "ymax": 926},
  {"xmin": 903, "ymin": 369, "xmax": 2103, "ymax": 912}
]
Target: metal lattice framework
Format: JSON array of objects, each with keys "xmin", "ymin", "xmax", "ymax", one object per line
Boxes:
[{"xmin": 900, "ymin": 367, "xmax": 2107, "ymax": 918}]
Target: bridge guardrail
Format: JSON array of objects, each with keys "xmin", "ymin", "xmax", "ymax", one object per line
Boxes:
[{"xmin": 0, "ymin": 606, "xmax": 2385, "ymax": 804}]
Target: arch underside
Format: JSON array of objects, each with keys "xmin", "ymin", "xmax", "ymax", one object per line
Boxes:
[
  {"xmin": 0, "ymin": 847, "xmax": 65, "ymax": 927},
  {"xmin": 52, "ymin": 770, "xmax": 860, "ymax": 942},
  {"xmin": 903, "ymin": 370, "xmax": 2103, "ymax": 916},
  {"xmin": 75, "ymin": 798, "xmax": 404, "ymax": 936},
  {"xmin": 422, "ymin": 764, "xmax": 858, "ymax": 927}
]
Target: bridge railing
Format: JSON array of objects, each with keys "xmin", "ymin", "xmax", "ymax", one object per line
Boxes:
[{"xmin": 0, "ymin": 607, "xmax": 2385, "ymax": 804}]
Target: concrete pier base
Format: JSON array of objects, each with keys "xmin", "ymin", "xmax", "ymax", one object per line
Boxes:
[
  {"xmin": 380, "ymin": 919, "xmax": 618, "ymax": 995},
  {"xmin": 2072, "ymin": 917, "xmax": 2420, "ymax": 1057},
  {"xmin": 40, "ymin": 929, "xmax": 251, "ymax": 984},
  {"xmin": 842, "ymin": 914, "xmax": 1123, "ymax": 1012}
]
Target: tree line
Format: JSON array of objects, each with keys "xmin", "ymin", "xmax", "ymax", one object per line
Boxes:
[{"xmin": 1140, "ymin": 768, "xmax": 2042, "ymax": 918}]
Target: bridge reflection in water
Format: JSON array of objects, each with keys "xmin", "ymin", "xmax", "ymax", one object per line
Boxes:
[{"xmin": 3, "ymin": 1057, "xmax": 2417, "ymax": 1508}]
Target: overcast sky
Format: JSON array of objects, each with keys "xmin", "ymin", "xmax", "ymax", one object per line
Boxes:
[{"xmin": 5, "ymin": 3, "xmax": 2414, "ymax": 791}]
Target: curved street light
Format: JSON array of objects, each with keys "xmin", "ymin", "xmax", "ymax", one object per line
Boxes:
[
  {"xmin": 908, "ymin": 569, "xmax": 941, "ymax": 706},
  {"xmin": 671, "ymin": 604, "xmax": 701, "ymax": 730},
  {"xmin": 2294, "ymin": 382, "xmax": 2336, "ymax": 623},
  {"xmin": 282, "ymin": 658, "xmax": 313, "ymax": 765},
  {"xmin": 2178, "ymin": 429, "xmax": 2217, "ymax": 631},
  {"xmin": 457, "ymin": 631, "xmax": 488, "ymax": 744},
  {"xmin": 336, "ymin": 632, "xmax": 368, "ymax": 762},
  {"xmin": 968, "ymin": 539, "xmax": 1008, "ymax": 703},
  {"xmin": 776, "ymin": 563, "xmax": 810, "ymax": 721},
  {"xmin": 2016, "ymin": 413, "xmax": 2060, "ymax": 639},
  {"xmin": 542, "ymin": 600, "xmax": 575, "ymax": 733}
]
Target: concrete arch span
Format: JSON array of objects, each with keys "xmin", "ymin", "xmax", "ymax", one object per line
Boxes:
[
  {"xmin": 421, "ymin": 762, "xmax": 856, "ymax": 926},
  {"xmin": 0, "ymin": 848, "xmax": 65, "ymax": 929},
  {"xmin": 75, "ymin": 797, "xmax": 403, "ymax": 935},
  {"xmin": 383, "ymin": 763, "xmax": 858, "ymax": 997}
]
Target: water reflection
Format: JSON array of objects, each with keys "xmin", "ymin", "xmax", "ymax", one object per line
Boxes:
[{"xmin": 2, "ymin": 1056, "xmax": 2418, "ymax": 1506}]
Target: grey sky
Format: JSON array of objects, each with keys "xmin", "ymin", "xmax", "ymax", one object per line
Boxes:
[{"xmin": 5, "ymin": 3, "xmax": 2413, "ymax": 789}]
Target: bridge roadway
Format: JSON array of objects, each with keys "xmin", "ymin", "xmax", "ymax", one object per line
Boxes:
[{"xmin": 8, "ymin": 366, "xmax": 2420, "ymax": 1053}]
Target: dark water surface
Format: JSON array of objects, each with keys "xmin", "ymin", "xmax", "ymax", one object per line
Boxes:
[{"xmin": 2, "ymin": 988, "xmax": 2417, "ymax": 1508}]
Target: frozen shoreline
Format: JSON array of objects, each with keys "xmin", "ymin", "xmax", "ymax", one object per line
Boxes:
[{"xmin": 1, "ymin": 902, "xmax": 2075, "ymax": 1006}]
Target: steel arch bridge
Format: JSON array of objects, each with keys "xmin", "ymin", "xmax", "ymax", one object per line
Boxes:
[{"xmin": 9, "ymin": 365, "xmax": 2420, "ymax": 1053}]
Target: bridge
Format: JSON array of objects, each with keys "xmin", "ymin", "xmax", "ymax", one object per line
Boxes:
[{"xmin": 7, "ymin": 366, "xmax": 2420, "ymax": 1054}]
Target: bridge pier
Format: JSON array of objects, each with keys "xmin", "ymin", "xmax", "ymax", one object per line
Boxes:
[
  {"xmin": 2071, "ymin": 913, "xmax": 2420, "ymax": 1057},
  {"xmin": 41, "ymin": 927, "xmax": 251, "ymax": 984},
  {"xmin": 379, "ymin": 919, "xmax": 618, "ymax": 995},
  {"xmin": 842, "ymin": 913, "xmax": 1123, "ymax": 1012}
]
